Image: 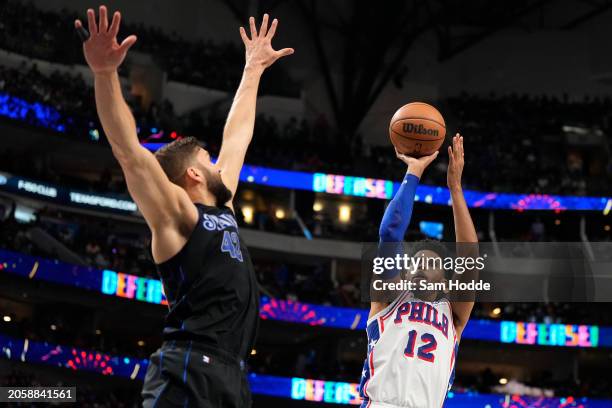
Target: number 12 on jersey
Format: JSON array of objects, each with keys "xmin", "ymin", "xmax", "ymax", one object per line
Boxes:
[
  {"xmin": 221, "ymin": 231, "xmax": 243, "ymax": 262},
  {"xmin": 404, "ymin": 330, "xmax": 437, "ymax": 362}
]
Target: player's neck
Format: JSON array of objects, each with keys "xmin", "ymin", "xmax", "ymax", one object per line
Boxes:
[{"xmin": 187, "ymin": 188, "xmax": 217, "ymax": 207}]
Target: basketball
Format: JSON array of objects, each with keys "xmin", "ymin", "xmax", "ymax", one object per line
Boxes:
[{"xmin": 389, "ymin": 102, "xmax": 446, "ymax": 157}]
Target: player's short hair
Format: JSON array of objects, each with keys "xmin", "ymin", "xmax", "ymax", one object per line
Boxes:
[
  {"xmin": 154, "ymin": 137, "xmax": 202, "ymax": 186},
  {"xmin": 408, "ymin": 239, "xmax": 454, "ymax": 279}
]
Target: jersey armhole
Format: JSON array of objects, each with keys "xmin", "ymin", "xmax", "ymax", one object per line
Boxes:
[
  {"xmin": 367, "ymin": 291, "xmax": 411, "ymax": 326},
  {"xmin": 154, "ymin": 204, "xmax": 202, "ymax": 266}
]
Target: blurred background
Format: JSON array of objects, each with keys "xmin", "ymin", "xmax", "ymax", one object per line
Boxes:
[{"xmin": 1, "ymin": 0, "xmax": 612, "ymax": 406}]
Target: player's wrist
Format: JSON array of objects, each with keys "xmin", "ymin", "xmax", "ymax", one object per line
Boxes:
[
  {"xmin": 243, "ymin": 63, "xmax": 265, "ymax": 76},
  {"xmin": 406, "ymin": 168, "xmax": 423, "ymax": 180},
  {"xmin": 93, "ymin": 69, "xmax": 119, "ymax": 79}
]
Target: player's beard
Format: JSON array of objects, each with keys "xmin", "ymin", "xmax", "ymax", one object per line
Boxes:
[{"xmin": 204, "ymin": 168, "xmax": 232, "ymax": 207}]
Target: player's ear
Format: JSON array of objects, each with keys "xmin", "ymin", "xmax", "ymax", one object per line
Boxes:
[
  {"xmin": 185, "ymin": 166, "xmax": 203, "ymax": 183},
  {"xmin": 441, "ymin": 278, "xmax": 450, "ymax": 294}
]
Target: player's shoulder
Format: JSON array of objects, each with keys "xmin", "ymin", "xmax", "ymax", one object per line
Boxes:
[{"xmin": 368, "ymin": 291, "xmax": 412, "ymax": 323}]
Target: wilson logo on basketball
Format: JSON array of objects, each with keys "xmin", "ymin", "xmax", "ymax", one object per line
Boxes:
[{"xmin": 403, "ymin": 123, "xmax": 439, "ymax": 136}]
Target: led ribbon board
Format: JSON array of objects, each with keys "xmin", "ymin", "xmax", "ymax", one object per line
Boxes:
[
  {"xmin": 4, "ymin": 160, "xmax": 612, "ymax": 213},
  {"xmin": 0, "ymin": 333, "xmax": 610, "ymax": 408},
  {"xmin": 1, "ymin": 91, "xmax": 612, "ymax": 211},
  {"xmin": 500, "ymin": 320, "xmax": 598, "ymax": 348},
  {"xmin": 238, "ymin": 165, "xmax": 612, "ymax": 210},
  {"xmin": 0, "ymin": 173, "xmax": 138, "ymax": 214},
  {"xmin": 0, "ymin": 333, "xmax": 148, "ymax": 380},
  {"xmin": 1, "ymin": 249, "xmax": 610, "ymax": 348},
  {"xmin": 101, "ymin": 270, "xmax": 167, "ymax": 305}
]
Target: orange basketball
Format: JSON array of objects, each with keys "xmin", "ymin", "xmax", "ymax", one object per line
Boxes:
[{"xmin": 389, "ymin": 102, "xmax": 446, "ymax": 157}]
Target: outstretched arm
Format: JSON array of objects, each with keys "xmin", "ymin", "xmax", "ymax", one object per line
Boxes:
[
  {"xmin": 76, "ymin": 7, "xmax": 197, "ymax": 260},
  {"xmin": 447, "ymin": 134, "xmax": 478, "ymax": 338},
  {"xmin": 217, "ymin": 14, "xmax": 294, "ymax": 205},
  {"xmin": 369, "ymin": 150, "xmax": 438, "ymax": 318},
  {"xmin": 379, "ymin": 150, "xmax": 439, "ymax": 244}
]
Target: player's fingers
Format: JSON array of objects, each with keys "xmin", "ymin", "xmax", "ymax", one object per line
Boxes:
[
  {"xmin": 99, "ymin": 5, "xmax": 108, "ymax": 33},
  {"xmin": 453, "ymin": 134, "xmax": 460, "ymax": 158},
  {"xmin": 266, "ymin": 18, "xmax": 278, "ymax": 39},
  {"xmin": 275, "ymin": 48, "xmax": 294, "ymax": 58},
  {"xmin": 87, "ymin": 9, "xmax": 98, "ymax": 34},
  {"xmin": 239, "ymin": 27, "xmax": 250, "ymax": 44},
  {"xmin": 249, "ymin": 17, "xmax": 257, "ymax": 39},
  {"xmin": 426, "ymin": 150, "xmax": 439, "ymax": 164},
  {"xmin": 396, "ymin": 151, "xmax": 410, "ymax": 164},
  {"xmin": 259, "ymin": 14, "xmax": 269, "ymax": 38},
  {"xmin": 109, "ymin": 11, "xmax": 121, "ymax": 38},
  {"xmin": 118, "ymin": 35, "xmax": 137, "ymax": 52},
  {"xmin": 75, "ymin": 20, "xmax": 90, "ymax": 42},
  {"xmin": 448, "ymin": 146, "xmax": 454, "ymax": 164}
]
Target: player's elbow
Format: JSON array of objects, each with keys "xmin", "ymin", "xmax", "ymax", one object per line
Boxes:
[
  {"xmin": 112, "ymin": 145, "xmax": 145, "ymax": 169},
  {"xmin": 111, "ymin": 146, "xmax": 130, "ymax": 166}
]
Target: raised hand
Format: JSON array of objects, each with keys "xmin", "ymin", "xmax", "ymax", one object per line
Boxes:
[
  {"xmin": 75, "ymin": 6, "xmax": 137, "ymax": 75},
  {"xmin": 447, "ymin": 133, "xmax": 465, "ymax": 190},
  {"xmin": 239, "ymin": 14, "xmax": 294, "ymax": 72},
  {"xmin": 395, "ymin": 148, "xmax": 439, "ymax": 179}
]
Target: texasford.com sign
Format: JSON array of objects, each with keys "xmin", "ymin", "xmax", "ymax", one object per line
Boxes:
[{"xmin": 0, "ymin": 172, "xmax": 137, "ymax": 214}]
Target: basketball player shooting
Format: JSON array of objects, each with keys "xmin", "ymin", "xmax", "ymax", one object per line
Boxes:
[
  {"xmin": 75, "ymin": 7, "xmax": 293, "ymax": 407},
  {"xmin": 359, "ymin": 135, "xmax": 478, "ymax": 408}
]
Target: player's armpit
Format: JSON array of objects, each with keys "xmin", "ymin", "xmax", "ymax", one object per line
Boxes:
[
  {"xmin": 450, "ymin": 301, "xmax": 473, "ymax": 341},
  {"xmin": 369, "ymin": 301, "xmax": 390, "ymax": 319}
]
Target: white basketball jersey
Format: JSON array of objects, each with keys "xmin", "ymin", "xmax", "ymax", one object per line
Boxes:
[{"xmin": 359, "ymin": 292, "xmax": 458, "ymax": 408}]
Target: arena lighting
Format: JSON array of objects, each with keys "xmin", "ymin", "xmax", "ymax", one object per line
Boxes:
[
  {"xmin": 338, "ymin": 204, "xmax": 351, "ymax": 223},
  {"xmin": 241, "ymin": 206, "xmax": 254, "ymax": 224},
  {"xmin": 313, "ymin": 201, "xmax": 324, "ymax": 212},
  {"xmin": 604, "ymin": 199, "xmax": 612, "ymax": 215},
  {"xmin": 2, "ymin": 316, "xmax": 11, "ymax": 322},
  {"xmin": 491, "ymin": 307, "xmax": 502, "ymax": 317},
  {"xmin": 275, "ymin": 208, "xmax": 286, "ymax": 219},
  {"xmin": 499, "ymin": 377, "xmax": 508, "ymax": 385}
]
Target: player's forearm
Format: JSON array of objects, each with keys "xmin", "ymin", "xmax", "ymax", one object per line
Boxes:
[
  {"xmin": 94, "ymin": 71, "xmax": 140, "ymax": 162},
  {"xmin": 379, "ymin": 172, "xmax": 419, "ymax": 242},
  {"xmin": 450, "ymin": 186, "xmax": 478, "ymax": 243},
  {"xmin": 223, "ymin": 65, "xmax": 263, "ymax": 145}
]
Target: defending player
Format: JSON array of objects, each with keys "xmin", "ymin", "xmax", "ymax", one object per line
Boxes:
[
  {"xmin": 75, "ymin": 7, "xmax": 293, "ymax": 407},
  {"xmin": 359, "ymin": 135, "xmax": 477, "ymax": 408}
]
